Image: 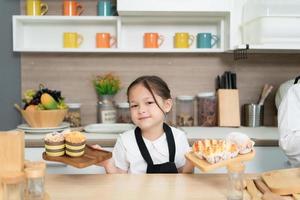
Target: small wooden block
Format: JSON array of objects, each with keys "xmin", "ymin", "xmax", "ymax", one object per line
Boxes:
[
  {"xmin": 43, "ymin": 145, "xmax": 112, "ymax": 168},
  {"xmin": 217, "ymin": 89, "xmax": 240, "ymax": 127},
  {"xmin": 185, "ymin": 150, "xmax": 255, "ymax": 172}
]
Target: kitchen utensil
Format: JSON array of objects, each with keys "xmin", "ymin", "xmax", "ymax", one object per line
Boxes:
[
  {"xmin": 185, "ymin": 150, "xmax": 255, "ymax": 172},
  {"xmin": 246, "ymin": 179, "xmax": 262, "ymax": 200},
  {"xmin": 243, "ymin": 103, "xmax": 264, "ymax": 127},
  {"xmin": 42, "ymin": 145, "xmax": 112, "ymax": 168},
  {"xmin": 258, "ymin": 84, "xmax": 273, "ymax": 106},
  {"xmin": 253, "ymin": 179, "xmax": 285, "ymax": 200},
  {"xmin": 261, "ymin": 168, "xmax": 300, "ymax": 195}
]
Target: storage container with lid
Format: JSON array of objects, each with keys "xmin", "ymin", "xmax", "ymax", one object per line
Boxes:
[
  {"xmin": 116, "ymin": 102, "xmax": 131, "ymax": 123},
  {"xmin": 65, "ymin": 103, "xmax": 81, "ymax": 127},
  {"xmin": 197, "ymin": 92, "xmax": 217, "ymax": 127},
  {"xmin": 242, "ymin": 0, "xmax": 300, "ymax": 45},
  {"xmin": 98, "ymin": 95, "xmax": 117, "ymax": 123},
  {"xmin": 176, "ymin": 95, "xmax": 194, "ymax": 126}
]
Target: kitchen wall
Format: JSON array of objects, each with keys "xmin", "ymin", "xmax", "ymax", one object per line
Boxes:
[
  {"xmin": 19, "ymin": 0, "xmax": 300, "ymax": 127},
  {"xmin": 0, "ymin": 0, "xmax": 21, "ymax": 130},
  {"xmin": 22, "ymin": 53, "xmax": 300, "ymax": 126}
]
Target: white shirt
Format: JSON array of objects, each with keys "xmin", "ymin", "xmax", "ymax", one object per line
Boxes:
[{"xmin": 112, "ymin": 126, "xmax": 191, "ymax": 174}]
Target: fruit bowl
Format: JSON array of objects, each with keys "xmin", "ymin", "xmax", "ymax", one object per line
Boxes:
[{"xmin": 16, "ymin": 105, "xmax": 68, "ymax": 128}]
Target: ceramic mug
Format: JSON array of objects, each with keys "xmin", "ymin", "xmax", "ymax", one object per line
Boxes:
[
  {"xmin": 144, "ymin": 33, "xmax": 164, "ymax": 48},
  {"xmin": 96, "ymin": 33, "xmax": 116, "ymax": 48},
  {"xmin": 26, "ymin": 0, "xmax": 48, "ymax": 16},
  {"xmin": 63, "ymin": 0, "xmax": 84, "ymax": 16},
  {"xmin": 98, "ymin": 0, "xmax": 112, "ymax": 16},
  {"xmin": 174, "ymin": 32, "xmax": 194, "ymax": 48},
  {"xmin": 197, "ymin": 33, "xmax": 219, "ymax": 48},
  {"xmin": 63, "ymin": 32, "xmax": 83, "ymax": 48}
]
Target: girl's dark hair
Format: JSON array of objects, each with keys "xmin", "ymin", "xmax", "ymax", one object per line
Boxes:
[{"xmin": 127, "ymin": 75, "xmax": 171, "ymax": 113}]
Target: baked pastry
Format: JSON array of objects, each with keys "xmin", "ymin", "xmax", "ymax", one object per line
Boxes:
[
  {"xmin": 226, "ymin": 132, "xmax": 255, "ymax": 154},
  {"xmin": 64, "ymin": 131, "xmax": 86, "ymax": 157},
  {"xmin": 192, "ymin": 139, "xmax": 239, "ymax": 164},
  {"xmin": 44, "ymin": 132, "xmax": 65, "ymax": 157}
]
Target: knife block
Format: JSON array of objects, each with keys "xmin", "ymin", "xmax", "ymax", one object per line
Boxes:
[
  {"xmin": 0, "ymin": 131, "xmax": 25, "ymax": 200},
  {"xmin": 217, "ymin": 89, "xmax": 240, "ymax": 127}
]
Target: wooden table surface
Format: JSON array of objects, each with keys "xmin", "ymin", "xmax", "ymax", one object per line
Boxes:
[{"xmin": 45, "ymin": 174, "xmax": 253, "ymax": 200}]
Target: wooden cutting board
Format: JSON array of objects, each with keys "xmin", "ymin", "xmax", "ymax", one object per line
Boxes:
[
  {"xmin": 261, "ymin": 167, "xmax": 300, "ymax": 195},
  {"xmin": 185, "ymin": 150, "xmax": 255, "ymax": 172},
  {"xmin": 43, "ymin": 145, "xmax": 112, "ymax": 168}
]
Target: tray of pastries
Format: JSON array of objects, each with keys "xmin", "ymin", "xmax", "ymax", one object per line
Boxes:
[{"xmin": 185, "ymin": 132, "xmax": 255, "ymax": 172}]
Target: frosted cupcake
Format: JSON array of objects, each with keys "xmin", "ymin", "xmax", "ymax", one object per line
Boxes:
[
  {"xmin": 44, "ymin": 132, "xmax": 65, "ymax": 157},
  {"xmin": 64, "ymin": 131, "xmax": 86, "ymax": 157}
]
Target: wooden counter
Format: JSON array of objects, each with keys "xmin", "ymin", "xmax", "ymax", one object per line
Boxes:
[{"xmin": 45, "ymin": 174, "xmax": 253, "ymax": 200}]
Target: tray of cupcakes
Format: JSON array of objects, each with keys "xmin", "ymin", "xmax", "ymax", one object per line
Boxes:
[
  {"xmin": 43, "ymin": 130, "xmax": 112, "ymax": 168},
  {"xmin": 185, "ymin": 132, "xmax": 255, "ymax": 172}
]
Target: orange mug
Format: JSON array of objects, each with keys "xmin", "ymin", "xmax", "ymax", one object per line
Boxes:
[
  {"xmin": 63, "ymin": 0, "xmax": 84, "ymax": 16},
  {"xmin": 144, "ymin": 33, "xmax": 164, "ymax": 48},
  {"xmin": 96, "ymin": 33, "xmax": 116, "ymax": 48}
]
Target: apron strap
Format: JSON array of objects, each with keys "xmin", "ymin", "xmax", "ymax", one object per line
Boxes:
[
  {"xmin": 163, "ymin": 123, "xmax": 176, "ymax": 163},
  {"xmin": 135, "ymin": 127, "xmax": 154, "ymax": 165},
  {"xmin": 134, "ymin": 123, "xmax": 176, "ymax": 165}
]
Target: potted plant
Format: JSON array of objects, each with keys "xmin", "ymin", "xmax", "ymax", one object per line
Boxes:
[{"xmin": 93, "ymin": 73, "xmax": 121, "ymax": 123}]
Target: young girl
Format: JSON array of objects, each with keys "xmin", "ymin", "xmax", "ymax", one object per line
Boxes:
[{"xmin": 97, "ymin": 75, "xmax": 194, "ymax": 174}]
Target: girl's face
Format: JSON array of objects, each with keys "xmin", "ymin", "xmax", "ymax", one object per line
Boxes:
[{"xmin": 128, "ymin": 84, "xmax": 172, "ymax": 131}]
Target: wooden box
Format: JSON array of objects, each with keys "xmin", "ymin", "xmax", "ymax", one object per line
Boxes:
[{"xmin": 217, "ymin": 89, "xmax": 240, "ymax": 127}]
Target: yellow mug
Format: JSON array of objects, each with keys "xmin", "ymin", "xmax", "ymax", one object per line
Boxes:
[
  {"xmin": 26, "ymin": 0, "xmax": 48, "ymax": 16},
  {"xmin": 174, "ymin": 32, "xmax": 194, "ymax": 48},
  {"xmin": 63, "ymin": 32, "xmax": 84, "ymax": 48}
]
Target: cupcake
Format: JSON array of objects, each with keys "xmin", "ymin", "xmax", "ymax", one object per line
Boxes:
[
  {"xmin": 64, "ymin": 131, "xmax": 86, "ymax": 157},
  {"xmin": 44, "ymin": 132, "xmax": 65, "ymax": 157}
]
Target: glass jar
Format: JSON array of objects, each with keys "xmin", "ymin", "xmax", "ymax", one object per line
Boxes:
[
  {"xmin": 197, "ymin": 92, "xmax": 217, "ymax": 126},
  {"xmin": 65, "ymin": 103, "xmax": 81, "ymax": 127},
  {"xmin": 226, "ymin": 162, "xmax": 245, "ymax": 200},
  {"xmin": 2, "ymin": 172, "xmax": 25, "ymax": 200},
  {"xmin": 97, "ymin": 95, "xmax": 117, "ymax": 123},
  {"xmin": 176, "ymin": 95, "xmax": 194, "ymax": 126},
  {"xmin": 116, "ymin": 102, "xmax": 131, "ymax": 123},
  {"xmin": 25, "ymin": 167, "xmax": 45, "ymax": 200}
]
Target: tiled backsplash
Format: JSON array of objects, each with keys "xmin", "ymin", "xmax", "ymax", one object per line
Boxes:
[{"xmin": 21, "ymin": 53, "xmax": 300, "ymax": 126}]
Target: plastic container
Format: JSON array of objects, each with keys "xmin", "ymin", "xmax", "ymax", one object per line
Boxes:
[
  {"xmin": 116, "ymin": 102, "xmax": 131, "ymax": 123},
  {"xmin": 2, "ymin": 172, "xmax": 25, "ymax": 200},
  {"xmin": 226, "ymin": 163, "xmax": 245, "ymax": 200},
  {"xmin": 176, "ymin": 95, "xmax": 194, "ymax": 126},
  {"xmin": 242, "ymin": 0, "xmax": 300, "ymax": 45},
  {"xmin": 197, "ymin": 92, "xmax": 217, "ymax": 126},
  {"xmin": 65, "ymin": 103, "xmax": 81, "ymax": 127}
]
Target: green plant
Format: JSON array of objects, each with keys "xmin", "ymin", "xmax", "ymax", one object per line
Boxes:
[{"xmin": 93, "ymin": 73, "xmax": 121, "ymax": 96}]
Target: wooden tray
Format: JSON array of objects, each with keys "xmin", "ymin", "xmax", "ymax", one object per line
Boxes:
[
  {"xmin": 43, "ymin": 145, "xmax": 112, "ymax": 168},
  {"xmin": 185, "ymin": 150, "xmax": 255, "ymax": 172},
  {"xmin": 261, "ymin": 167, "xmax": 300, "ymax": 195}
]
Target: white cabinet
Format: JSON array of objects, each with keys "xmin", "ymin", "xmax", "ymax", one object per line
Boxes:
[{"xmin": 13, "ymin": 14, "xmax": 229, "ymax": 53}]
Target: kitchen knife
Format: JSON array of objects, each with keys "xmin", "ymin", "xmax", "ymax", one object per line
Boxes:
[
  {"xmin": 253, "ymin": 179, "xmax": 285, "ymax": 200},
  {"xmin": 223, "ymin": 72, "xmax": 229, "ymax": 89},
  {"xmin": 226, "ymin": 71, "xmax": 232, "ymax": 89},
  {"xmin": 231, "ymin": 73, "xmax": 237, "ymax": 89},
  {"xmin": 216, "ymin": 75, "xmax": 221, "ymax": 90}
]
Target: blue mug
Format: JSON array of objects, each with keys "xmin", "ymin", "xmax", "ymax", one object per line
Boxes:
[
  {"xmin": 98, "ymin": 0, "xmax": 112, "ymax": 16},
  {"xmin": 197, "ymin": 33, "xmax": 219, "ymax": 48}
]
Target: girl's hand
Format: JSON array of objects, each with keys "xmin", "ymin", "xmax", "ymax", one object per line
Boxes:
[
  {"xmin": 90, "ymin": 144, "xmax": 102, "ymax": 150},
  {"xmin": 90, "ymin": 144, "xmax": 110, "ymax": 167}
]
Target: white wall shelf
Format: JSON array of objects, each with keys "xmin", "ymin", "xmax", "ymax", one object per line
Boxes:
[{"xmin": 13, "ymin": 15, "xmax": 228, "ymax": 53}]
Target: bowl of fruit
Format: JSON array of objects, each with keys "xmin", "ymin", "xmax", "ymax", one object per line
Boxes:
[{"xmin": 15, "ymin": 84, "xmax": 68, "ymax": 128}]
